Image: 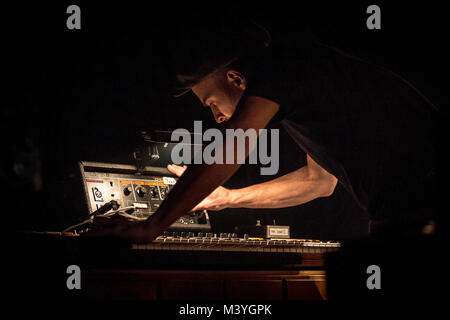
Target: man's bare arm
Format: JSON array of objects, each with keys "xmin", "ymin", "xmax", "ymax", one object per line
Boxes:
[
  {"xmin": 228, "ymin": 154, "xmax": 338, "ymax": 209},
  {"xmin": 135, "ymin": 96, "xmax": 280, "ymax": 241}
]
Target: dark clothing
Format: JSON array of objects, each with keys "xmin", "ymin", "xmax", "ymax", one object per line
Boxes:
[
  {"xmin": 243, "ymin": 41, "xmax": 439, "ymax": 227},
  {"xmin": 215, "ymin": 123, "xmax": 370, "ymax": 241}
]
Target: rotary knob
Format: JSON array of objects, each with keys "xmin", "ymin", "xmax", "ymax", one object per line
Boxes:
[
  {"xmin": 136, "ymin": 186, "xmax": 147, "ymax": 197},
  {"xmin": 150, "ymin": 187, "xmax": 158, "ymax": 198},
  {"xmin": 123, "ymin": 186, "xmax": 133, "ymax": 196}
]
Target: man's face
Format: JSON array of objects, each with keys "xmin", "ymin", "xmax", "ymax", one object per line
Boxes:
[{"xmin": 191, "ymin": 69, "xmax": 246, "ymax": 123}]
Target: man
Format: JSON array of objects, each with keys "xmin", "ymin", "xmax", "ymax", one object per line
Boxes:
[{"xmin": 95, "ymin": 20, "xmax": 439, "ymax": 241}]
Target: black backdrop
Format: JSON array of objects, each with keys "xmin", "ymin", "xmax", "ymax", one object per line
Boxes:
[{"xmin": 2, "ymin": 1, "xmax": 447, "ymax": 239}]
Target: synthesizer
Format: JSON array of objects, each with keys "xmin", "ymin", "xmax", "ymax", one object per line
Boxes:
[
  {"xmin": 72, "ymin": 161, "xmax": 341, "ymax": 269},
  {"xmin": 43, "ymin": 231, "xmax": 340, "ymax": 270},
  {"xmin": 79, "ymin": 161, "xmax": 211, "ymax": 232},
  {"xmin": 132, "ymin": 232, "xmax": 340, "ymax": 253}
]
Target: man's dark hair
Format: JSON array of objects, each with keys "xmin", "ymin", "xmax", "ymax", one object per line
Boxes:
[{"xmin": 172, "ymin": 18, "xmax": 271, "ymax": 97}]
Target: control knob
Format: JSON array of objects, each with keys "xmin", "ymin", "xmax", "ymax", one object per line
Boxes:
[
  {"xmin": 150, "ymin": 187, "xmax": 158, "ymax": 198},
  {"xmin": 136, "ymin": 186, "xmax": 147, "ymax": 197},
  {"xmin": 123, "ymin": 186, "xmax": 133, "ymax": 196}
]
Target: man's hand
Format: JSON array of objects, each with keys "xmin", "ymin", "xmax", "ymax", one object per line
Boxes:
[
  {"xmin": 168, "ymin": 164, "xmax": 232, "ymax": 211},
  {"xmin": 83, "ymin": 212, "xmax": 161, "ymax": 243}
]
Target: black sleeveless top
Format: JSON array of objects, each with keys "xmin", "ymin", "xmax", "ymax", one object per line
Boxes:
[{"xmin": 242, "ymin": 40, "xmax": 439, "ymax": 222}]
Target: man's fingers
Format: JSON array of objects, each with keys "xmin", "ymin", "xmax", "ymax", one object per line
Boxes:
[
  {"xmin": 191, "ymin": 199, "xmax": 207, "ymax": 212},
  {"xmin": 167, "ymin": 164, "xmax": 187, "ymax": 177}
]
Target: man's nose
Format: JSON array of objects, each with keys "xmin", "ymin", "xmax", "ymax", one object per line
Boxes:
[
  {"xmin": 211, "ymin": 106, "xmax": 226, "ymax": 123},
  {"xmin": 216, "ymin": 114, "xmax": 226, "ymax": 123}
]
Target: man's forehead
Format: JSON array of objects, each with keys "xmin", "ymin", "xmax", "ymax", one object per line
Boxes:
[
  {"xmin": 191, "ymin": 81, "xmax": 211, "ymax": 102},
  {"xmin": 192, "ymin": 73, "xmax": 220, "ymax": 94}
]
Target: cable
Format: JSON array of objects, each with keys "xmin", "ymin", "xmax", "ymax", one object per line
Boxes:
[
  {"xmin": 116, "ymin": 212, "xmax": 147, "ymax": 221},
  {"xmin": 101, "ymin": 206, "xmax": 136, "ymax": 217},
  {"xmin": 62, "ymin": 217, "xmax": 93, "ymax": 233},
  {"xmin": 61, "ymin": 205, "xmax": 144, "ymax": 233}
]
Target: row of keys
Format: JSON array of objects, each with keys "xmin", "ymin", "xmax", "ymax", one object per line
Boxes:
[
  {"xmin": 162, "ymin": 231, "xmax": 241, "ymax": 239},
  {"xmin": 132, "ymin": 238, "xmax": 341, "ymax": 253},
  {"xmin": 156, "ymin": 233, "xmax": 340, "ymax": 248}
]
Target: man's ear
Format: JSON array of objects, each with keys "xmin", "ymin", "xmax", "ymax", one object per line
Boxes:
[{"xmin": 226, "ymin": 70, "xmax": 246, "ymax": 90}]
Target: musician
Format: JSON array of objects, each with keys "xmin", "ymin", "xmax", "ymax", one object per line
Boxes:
[{"xmin": 95, "ymin": 20, "xmax": 439, "ymax": 241}]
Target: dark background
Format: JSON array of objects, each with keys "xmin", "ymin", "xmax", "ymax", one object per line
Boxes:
[{"xmin": 2, "ymin": 1, "xmax": 446, "ymax": 240}]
